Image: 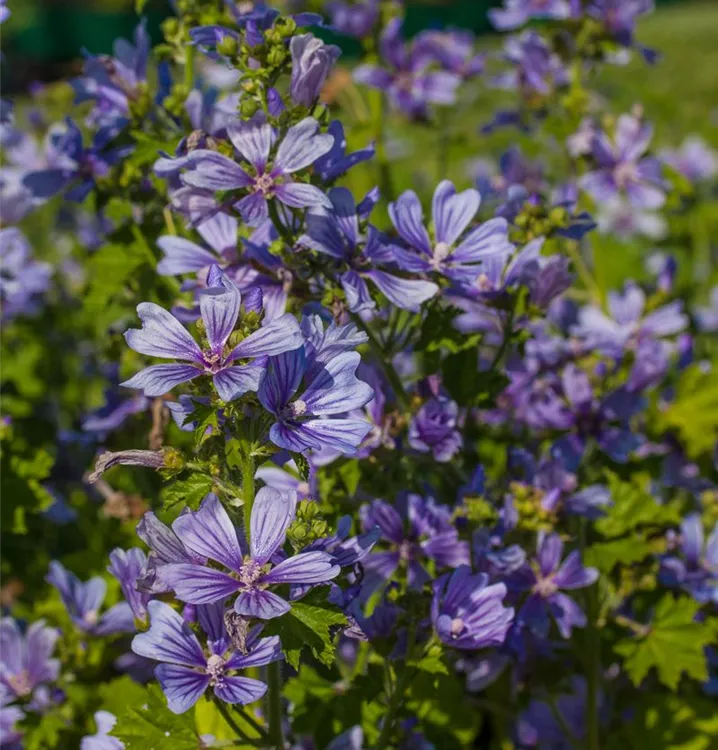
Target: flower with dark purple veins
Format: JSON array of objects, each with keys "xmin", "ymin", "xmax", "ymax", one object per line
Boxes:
[
  {"xmin": 493, "ymin": 32, "xmax": 569, "ymax": 96},
  {"xmin": 180, "ymin": 114, "xmax": 334, "ymax": 226},
  {"xmin": 258, "ymin": 325, "xmax": 374, "ymax": 455},
  {"xmin": 660, "ymin": 136, "xmax": 718, "ymax": 184},
  {"xmin": 108, "ymin": 548, "xmax": 151, "ymax": 625},
  {"xmin": 161, "ymin": 491, "xmax": 340, "ymax": 619},
  {"xmin": 313, "ymin": 121, "xmax": 375, "ymax": 183},
  {"xmin": 572, "ymin": 281, "xmax": 688, "ymax": 356},
  {"xmin": 431, "ymin": 566, "xmax": 514, "ymax": 650},
  {"xmin": 489, "ymin": 0, "xmax": 573, "ymax": 30},
  {"xmin": 0, "ymin": 619, "xmax": 60, "ymax": 699},
  {"xmin": 46, "ymin": 561, "xmax": 135, "ymax": 635},
  {"xmin": 408, "ymin": 395, "xmax": 463, "ymax": 462},
  {"xmin": 579, "ymin": 114, "xmax": 666, "ymax": 209},
  {"xmin": 132, "ymin": 600, "xmax": 281, "ymax": 714},
  {"xmin": 353, "ymin": 19, "xmax": 461, "ymax": 119},
  {"xmin": 299, "ymin": 187, "xmax": 439, "ymax": 312},
  {"xmin": 81, "ymin": 711, "xmax": 124, "ymax": 750},
  {"xmin": 122, "ymin": 267, "xmax": 302, "ymax": 400},
  {"xmin": 660, "ymin": 514, "xmax": 718, "ymax": 605},
  {"xmin": 290, "ymin": 34, "xmax": 341, "ymax": 107},
  {"xmin": 327, "ymin": 0, "xmax": 378, "ymax": 39},
  {"xmin": 360, "ymin": 494, "xmax": 470, "ymax": 590},
  {"xmin": 507, "ymin": 532, "xmax": 598, "ymax": 638},
  {"xmin": 388, "ymin": 181, "xmax": 513, "ymax": 286},
  {"xmin": 0, "ymin": 228, "xmax": 52, "ymax": 320}
]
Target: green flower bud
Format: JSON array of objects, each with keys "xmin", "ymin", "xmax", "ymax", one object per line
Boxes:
[{"xmin": 217, "ymin": 35, "xmax": 238, "ymax": 58}]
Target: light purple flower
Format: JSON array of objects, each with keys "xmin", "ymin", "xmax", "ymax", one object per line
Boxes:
[
  {"xmin": 353, "ymin": 19, "xmax": 461, "ymax": 119},
  {"xmin": 431, "ymin": 566, "xmax": 514, "ymax": 650},
  {"xmin": 489, "ymin": 0, "xmax": 572, "ymax": 30},
  {"xmin": 696, "ymin": 288, "xmax": 718, "ymax": 333},
  {"xmin": 81, "ymin": 711, "xmax": 124, "ymax": 750},
  {"xmin": 360, "ymin": 495, "xmax": 470, "ymax": 590},
  {"xmin": 588, "ymin": 0, "xmax": 655, "ymax": 52},
  {"xmin": 0, "ymin": 687, "xmax": 24, "ymax": 748},
  {"xmin": 408, "ymin": 396, "xmax": 462, "ymax": 462},
  {"xmin": 579, "ymin": 114, "xmax": 666, "ymax": 209},
  {"xmin": 161, "ymin": 491, "xmax": 340, "ymax": 619},
  {"xmin": 327, "ymin": 1, "xmax": 378, "ymax": 39},
  {"xmin": 508, "ymin": 532, "xmax": 598, "ymax": 638},
  {"xmin": 299, "ymin": 187, "xmax": 439, "ymax": 313},
  {"xmin": 414, "ymin": 30, "xmax": 485, "ymax": 79},
  {"xmin": 389, "ymin": 181, "xmax": 513, "ymax": 286},
  {"xmin": 0, "ymin": 228, "xmax": 52, "ymax": 320},
  {"xmin": 290, "ymin": 34, "xmax": 341, "ymax": 107},
  {"xmin": 258, "ymin": 324, "xmax": 374, "ymax": 455},
  {"xmin": 46, "ymin": 561, "xmax": 135, "ymax": 635},
  {"xmin": 0, "ymin": 619, "xmax": 60, "ymax": 699},
  {"xmin": 493, "ymin": 32, "xmax": 569, "ymax": 96},
  {"xmin": 108, "ymin": 548, "xmax": 151, "ymax": 625},
  {"xmin": 660, "ymin": 136, "xmax": 718, "ymax": 184},
  {"xmin": 132, "ymin": 600, "xmax": 281, "ymax": 713},
  {"xmin": 313, "ymin": 121, "xmax": 375, "ymax": 183},
  {"xmin": 122, "ymin": 267, "xmax": 302, "ymax": 401},
  {"xmin": 180, "ymin": 114, "xmax": 334, "ymax": 226}
]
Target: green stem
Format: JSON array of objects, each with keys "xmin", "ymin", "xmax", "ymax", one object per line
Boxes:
[
  {"xmin": 184, "ymin": 43, "xmax": 195, "ymax": 91},
  {"xmin": 267, "ymin": 661, "xmax": 284, "ymax": 749},
  {"xmin": 241, "ymin": 454, "xmax": 256, "ymax": 542},
  {"xmin": 370, "ymin": 89, "xmax": 394, "ymax": 202},
  {"xmin": 487, "ymin": 303, "xmax": 516, "ymax": 373},
  {"xmin": 351, "ymin": 314, "xmax": 409, "ymax": 410},
  {"xmin": 565, "ymin": 241, "xmax": 602, "ymax": 304},
  {"xmin": 235, "ymin": 705, "xmax": 269, "ymax": 739},
  {"xmin": 213, "ymin": 697, "xmax": 257, "ymax": 745}
]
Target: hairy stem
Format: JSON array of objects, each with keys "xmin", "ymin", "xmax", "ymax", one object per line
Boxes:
[
  {"xmin": 267, "ymin": 661, "xmax": 284, "ymax": 749},
  {"xmin": 241, "ymin": 453, "xmax": 256, "ymax": 542},
  {"xmin": 213, "ymin": 697, "xmax": 258, "ymax": 746}
]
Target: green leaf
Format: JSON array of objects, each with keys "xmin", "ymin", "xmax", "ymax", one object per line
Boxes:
[
  {"xmin": 656, "ymin": 363, "xmax": 718, "ymax": 457},
  {"xmin": 112, "ymin": 684, "xmax": 198, "ymax": 749},
  {"xmin": 263, "ymin": 590, "xmax": 347, "ymax": 669},
  {"xmin": 161, "ymin": 473, "xmax": 215, "ymax": 509},
  {"xmin": 584, "ymin": 537, "xmax": 656, "ymax": 573},
  {"xmin": 417, "ymin": 306, "xmax": 480, "ymax": 354},
  {"xmin": 614, "ymin": 595, "xmax": 712, "ymax": 690},
  {"xmin": 595, "ymin": 471, "xmax": 681, "ymax": 539},
  {"xmin": 338, "ymin": 459, "xmax": 361, "ymax": 495},
  {"xmin": 408, "ymin": 655, "xmax": 450, "ymax": 676}
]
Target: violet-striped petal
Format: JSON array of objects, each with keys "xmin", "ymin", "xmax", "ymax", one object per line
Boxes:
[
  {"xmin": 262, "ymin": 550, "xmax": 340, "ymax": 585},
  {"xmin": 131, "ymin": 600, "xmax": 206, "ymax": 668},
  {"xmin": 213, "ymin": 364, "xmax": 265, "ymax": 402},
  {"xmin": 229, "ymin": 313, "xmax": 303, "ymax": 360},
  {"xmin": 214, "ymin": 675, "xmax": 268, "ymax": 705},
  {"xmin": 120, "ymin": 364, "xmax": 201, "ymax": 397},
  {"xmin": 274, "ymin": 117, "xmax": 334, "ymax": 174},
  {"xmin": 250, "ymin": 487, "xmax": 296, "ymax": 564},
  {"xmin": 162, "ymin": 564, "xmax": 240, "ymax": 604},
  {"xmin": 155, "ymin": 664, "xmax": 209, "ymax": 714},
  {"xmin": 182, "ymin": 151, "xmax": 253, "ymax": 191},
  {"xmin": 125, "ymin": 302, "xmax": 203, "ymax": 361},
  {"xmin": 302, "ymin": 352, "xmax": 374, "ymax": 415},
  {"xmin": 234, "ymin": 589, "xmax": 290, "ymax": 619},
  {"xmin": 389, "ymin": 190, "xmax": 431, "ymax": 254},
  {"xmin": 432, "ymin": 180, "xmax": 480, "ymax": 247}
]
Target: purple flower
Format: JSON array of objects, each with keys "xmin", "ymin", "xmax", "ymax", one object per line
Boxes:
[
  {"xmin": 572, "ymin": 282, "xmax": 688, "ymax": 356},
  {"xmin": 493, "ymin": 32, "xmax": 568, "ymax": 96},
  {"xmin": 354, "ymin": 20, "xmax": 461, "ymax": 119},
  {"xmin": 389, "ymin": 181, "xmax": 513, "ymax": 286},
  {"xmin": 327, "ymin": 1, "xmax": 378, "ymax": 39},
  {"xmin": 161, "ymin": 491, "xmax": 340, "ymax": 619},
  {"xmin": 660, "ymin": 136, "xmax": 718, "ymax": 184},
  {"xmin": 0, "ymin": 228, "xmax": 52, "ymax": 320},
  {"xmin": 0, "ymin": 1, "xmax": 10, "ymax": 24},
  {"xmin": 132, "ymin": 600, "xmax": 281, "ymax": 714},
  {"xmin": 180, "ymin": 114, "xmax": 334, "ymax": 226},
  {"xmin": 508, "ymin": 532, "xmax": 598, "ymax": 638},
  {"xmin": 157, "ymin": 212, "xmax": 238, "ymax": 277},
  {"xmin": 596, "ymin": 197, "xmax": 666, "ymax": 240},
  {"xmin": 579, "ymin": 114, "xmax": 666, "ymax": 209},
  {"xmin": 258, "ymin": 327, "xmax": 374, "ymax": 455},
  {"xmin": 290, "ymin": 34, "xmax": 341, "ymax": 107},
  {"xmin": 414, "ymin": 30, "xmax": 485, "ymax": 80},
  {"xmin": 696, "ymin": 288, "xmax": 718, "ymax": 333},
  {"xmin": 431, "ymin": 566, "xmax": 514, "ymax": 650},
  {"xmin": 408, "ymin": 396, "xmax": 462, "ymax": 462},
  {"xmin": 313, "ymin": 121, "xmax": 375, "ymax": 183},
  {"xmin": 299, "ymin": 187, "xmax": 439, "ymax": 313},
  {"xmin": 136, "ymin": 511, "xmax": 207, "ymax": 594},
  {"xmin": 46, "ymin": 561, "xmax": 135, "ymax": 635},
  {"xmin": 0, "ymin": 619, "xmax": 60, "ymax": 699},
  {"xmin": 81, "ymin": 711, "xmax": 124, "ymax": 750},
  {"xmin": 489, "ymin": 0, "xmax": 572, "ymax": 30},
  {"xmin": 108, "ymin": 548, "xmax": 151, "ymax": 625},
  {"xmin": 360, "ymin": 494, "xmax": 470, "ymax": 590},
  {"xmin": 72, "ymin": 21, "xmax": 149, "ymax": 134},
  {"xmin": 122, "ymin": 268, "xmax": 302, "ymax": 401},
  {"xmin": 660, "ymin": 514, "xmax": 718, "ymax": 605},
  {"xmin": 82, "ymin": 390, "xmax": 150, "ymax": 436},
  {"xmin": 0, "ymin": 687, "xmax": 24, "ymax": 748},
  {"xmin": 588, "ymin": 0, "xmax": 655, "ymax": 52}
]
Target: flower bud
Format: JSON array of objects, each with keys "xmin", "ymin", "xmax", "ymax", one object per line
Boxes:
[{"xmin": 289, "ymin": 34, "xmax": 341, "ymax": 107}]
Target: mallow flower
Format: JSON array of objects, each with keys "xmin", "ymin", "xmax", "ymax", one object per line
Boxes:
[
  {"xmin": 660, "ymin": 136, "xmax": 718, "ymax": 184},
  {"xmin": 81, "ymin": 711, "xmax": 124, "ymax": 750},
  {"xmin": 299, "ymin": 187, "xmax": 439, "ymax": 313},
  {"xmin": 327, "ymin": 0, "xmax": 378, "ymax": 39},
  {"xmin": 313, "ymin": 121, "xmax": 375, "ymax": 183},
  {"xmin": 107, "ymin": 547, "xmax": 151, "ymax": 625},
  {"xmin": 289, "ymin": 34, "xmax": 341, "ymax": 107},
  {"xmin": 161, "ymin": 491, "xmax": 340, "ymax": 619},
  {"xmin": 431, "ymin": 566, "xmax": 514, "ymax": 650},
  {"xmin": 132, "ymin": 600, "xmax": 282, "ymax": 714},
  {"xmin": 408, "ymin": 395, "xmax": 463, "ymax": 463},
  {"xmin": 389, "ymin": 181, "xmax": 513, "ymax": 285},
  {"xmin": 507, "ymin": 532, "xmax": 598, "ymax": 638},
  {"xmin": 180, "ymin": 114, "xmax": 334, "ymax": 226},
  {"xmin": 0, "ymin": 619, "xmax": 60, "ymax": 699},
  {"xmin": 258, "ymin": 335, "xmax": 374, "ymax": 455},
  {"xmin": 46, "ymin": 561, "xmax": 135, "ymax": 635},
  {"xmin": 489, "ymin": 0, "xmax": 573, "ymax": 30},
  {"xmin": 579, "ymin": 114, "xmax": 666, "ymax": 209},
  {"xmin": 122, "ymin": 267, "xmax": 303, "ymax": 401},
  {"xmin": 0, "ymin": 228, "xmax": 52, "ymax": 320}
]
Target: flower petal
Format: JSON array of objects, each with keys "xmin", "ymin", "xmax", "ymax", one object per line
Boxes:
[
  {"xmin": 364, "ymin": 271, "xmax": 438, "ymax": 312},
  {"xmin": 227, "ymin": 114, "xmax": 274, "ymax": 171},
  {"xmin": 257, "ymin": 349, "xmax": 306, "ymax": 415},
  {"xmin": 388, "ymin": 190, "xmax": 431, "ymax": 254},
  {"xmin": 263, "ymin": 550, "xmax": 340, "ymax": 585},
  {"xmin": 432, "ymin": 180, "xmax": 480, "ymax": 247},
  {"xmin": 157, "ymin": 236, "xmax": 219, "ymax": 276},
  {"xmin": 213, "ymin": 363, "xmax": 265, "ymax": 402},
  {"xmin": 200, "ymin": 284, "xmax": 241, "ymax": 354},
  {"xmin": 214, "ymin": 675, "xmax": 268, "ymax": 705},
  {"xmin": 131, "ymin": 600, "xmax": 206, "ymax": 668},
  {"xmin": 302, "ymin": 352, "xmax": 374, "ymax": 415},
  {"xmin": 125, "ymin": 302, "xmax": 203, "ymax": 362},
  {"xmin": 229, "ymin": 313, "xmax": 303, "ymax": 360},
  {"xmin": 275, "ymin": 181, "xmax": 332, "ymax": 209},
  {"xmin": 162, "ymin": 563, "xmax": 240, "ymax": 604},
  {"xmin": 250, "ymin": 487, "xmax": 296, "ymax": 564},
  {"xmin": 234, "ymin": 589, "xmax": 290, "ymax": 619},
  {"xmin": 274, "ymin": 117, "xmax": 334, "ymax": 174},
  {"xmin": 121, "ymin": 364, "xmax": 202, "ymax": 397},
  {"xmin": 155, "ymin": 663, "xmax": 209, "ymax": 714},
  {"xmin": 182, "ymin": 151, "xmax": 253, "ymax": 191}
]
